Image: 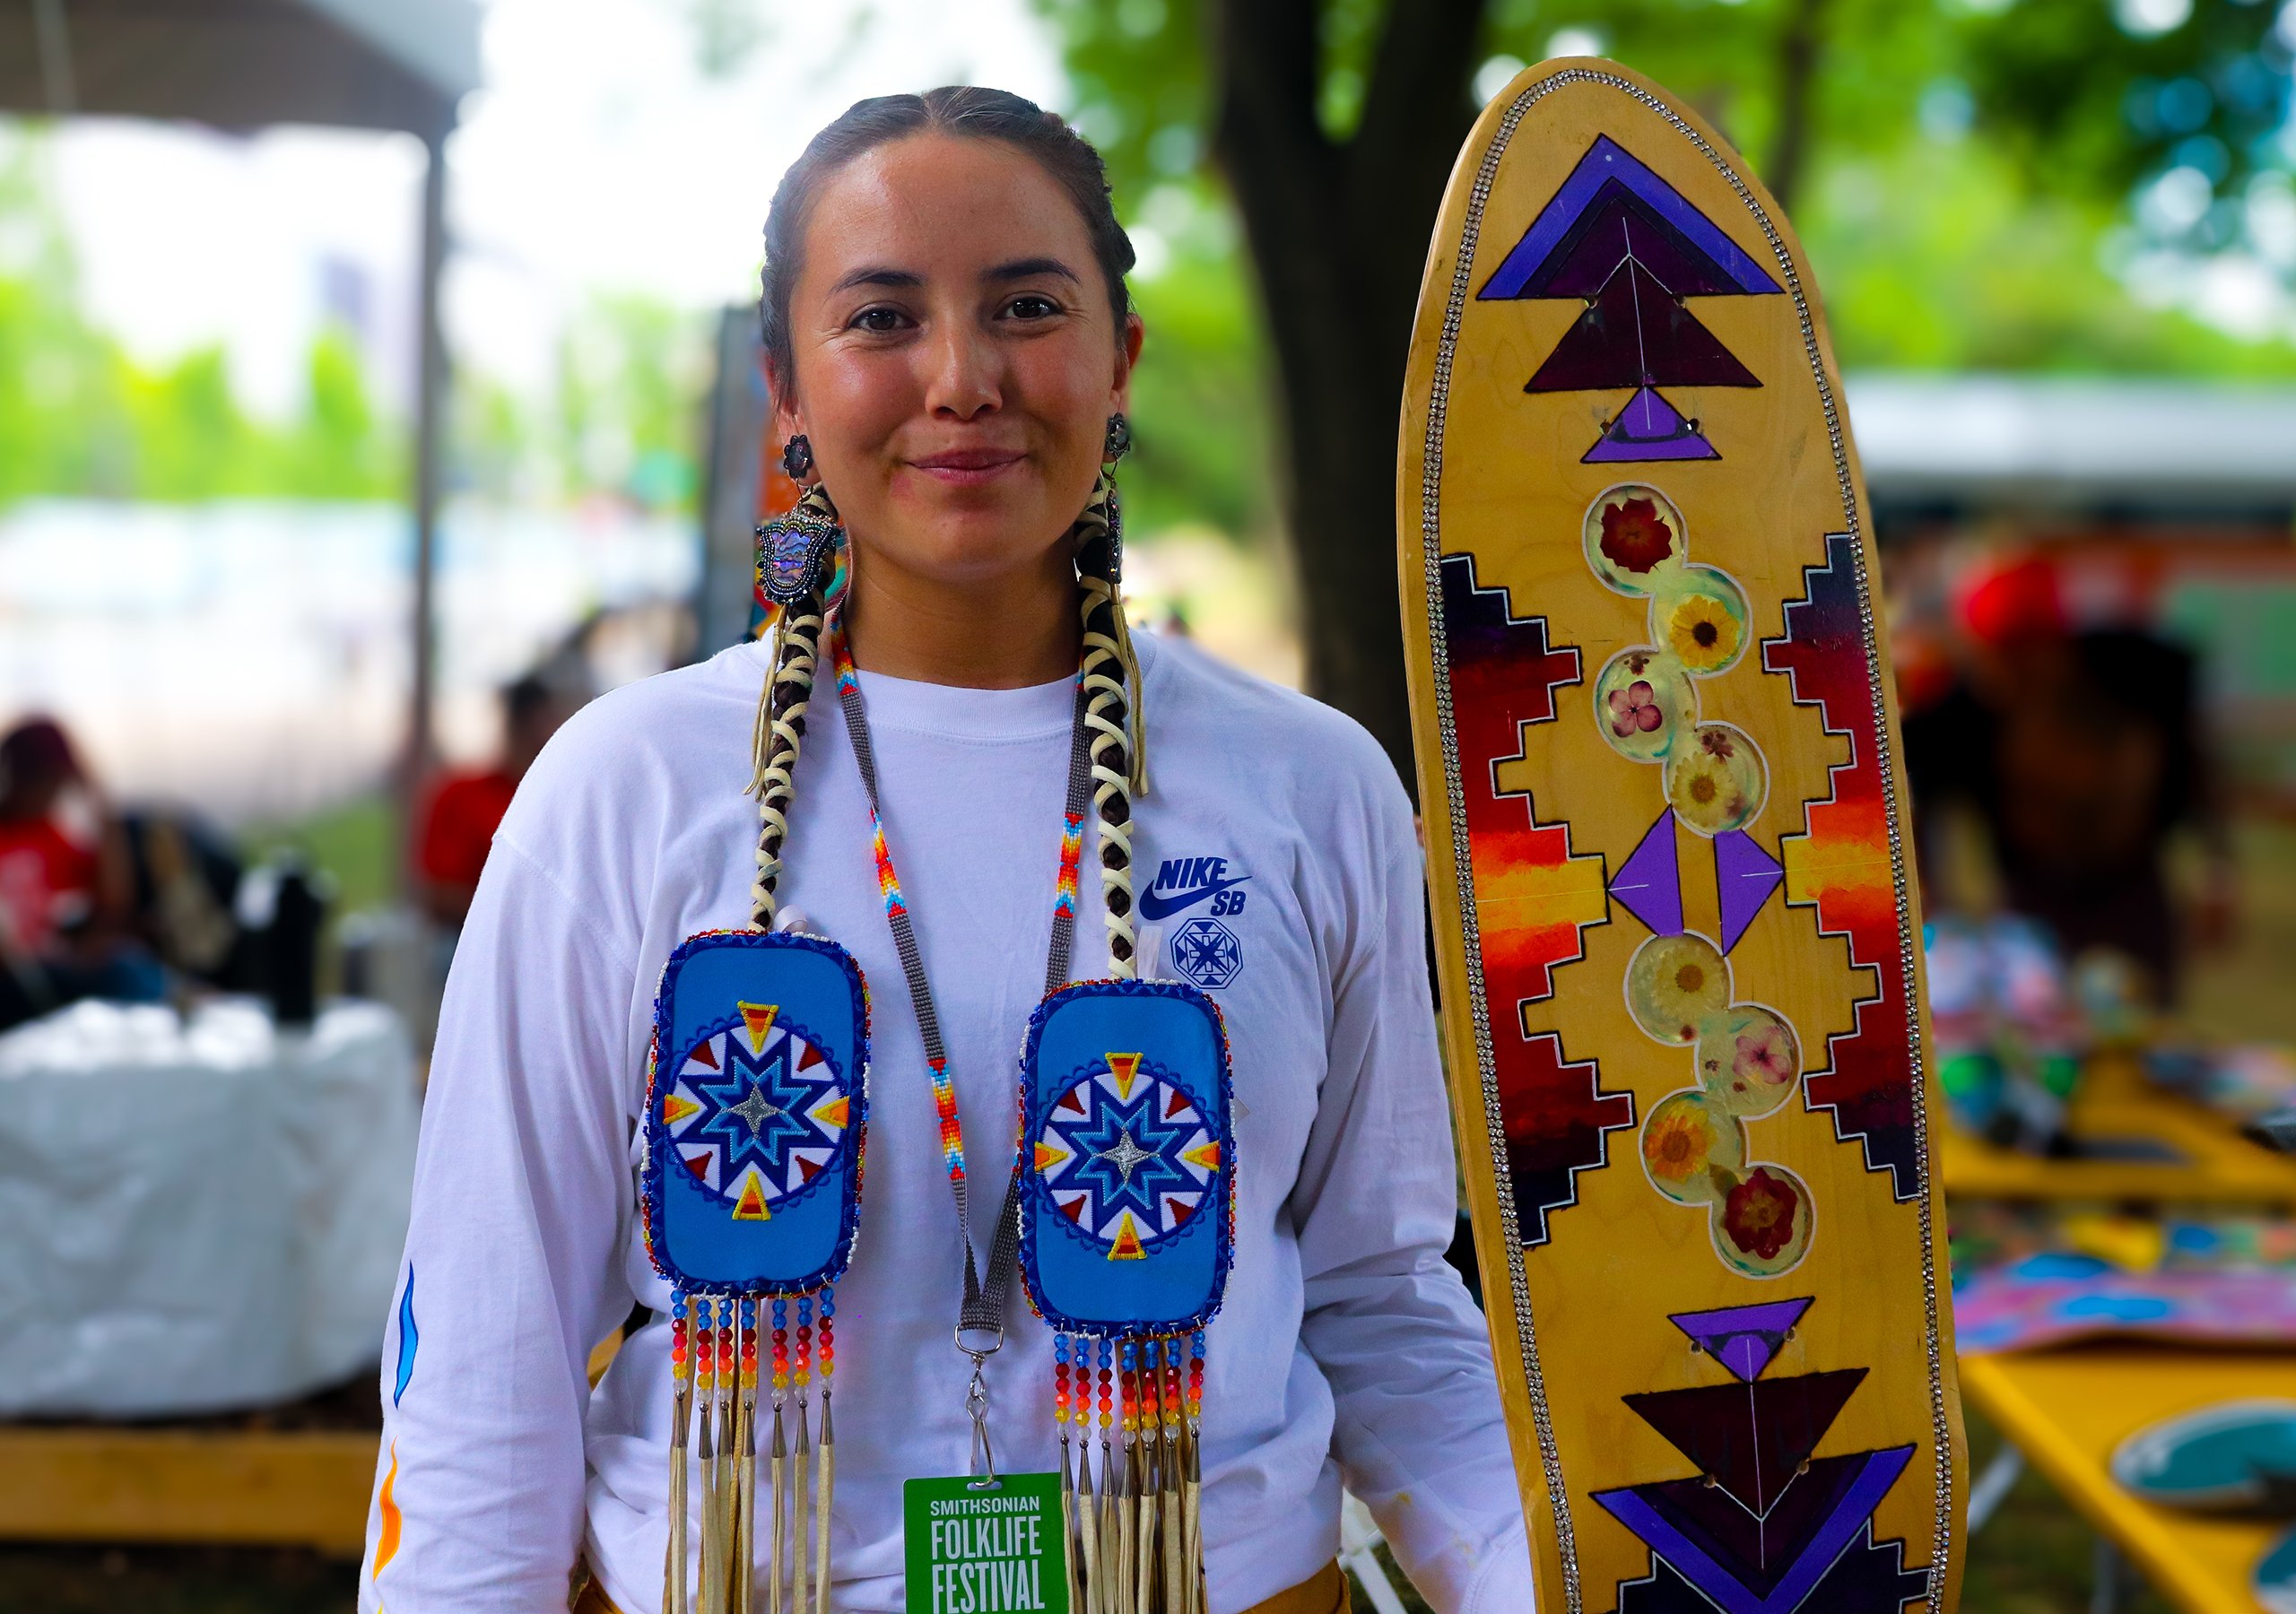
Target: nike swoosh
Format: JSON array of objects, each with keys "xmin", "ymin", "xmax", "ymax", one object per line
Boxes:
[{"xmin": 1139, "ymin": 875, "xmax": 1251, "ymax": 921}]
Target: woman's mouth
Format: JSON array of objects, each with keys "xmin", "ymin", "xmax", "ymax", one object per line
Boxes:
[{"xmin": 909, "ymin": 449, "xmax": 1025, "ymax": 487}]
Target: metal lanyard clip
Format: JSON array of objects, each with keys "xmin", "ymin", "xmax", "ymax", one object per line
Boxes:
[{"xmin": 958, "ymin": 1325, "xmax": 1004, "ymax": 1490}]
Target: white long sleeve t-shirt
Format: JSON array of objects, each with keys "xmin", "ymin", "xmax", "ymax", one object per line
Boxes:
[{"xmin": 359, "ymin": 629, "xmax": 1535, "ymax": 1614}]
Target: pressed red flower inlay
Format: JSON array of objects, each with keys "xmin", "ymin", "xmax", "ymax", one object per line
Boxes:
[
  {"xmin": 1598, "ymin": 497, "xmax": 1676, "ymax": 574},
  {"xmin": 1721, "ymin": 1166, "xmax": 1800, "ymax": 1261}
]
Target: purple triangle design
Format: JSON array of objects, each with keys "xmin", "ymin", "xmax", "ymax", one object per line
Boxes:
[
  {"xmin": 1593, "ymin": 1445, "xmax": 1914, "ymax": 1614},
  {"xmin": 1667, "ymin": 1297, "xmax": 1813, "ymax": 1384},
  {"xmin": 1715, "ymin": 829, "xmax": 1785, "ymax": 953},
  {"xmin": 1478, "ymin": 134, "xmax": 1786, "ymax": 300},
  {"xmin": 1585, "ymin": 387, "xmax": 1720, "ymax": 464},
  {"xmin": 1610, "ymin": 808, "xmax": 1683, "ymax": 937}
]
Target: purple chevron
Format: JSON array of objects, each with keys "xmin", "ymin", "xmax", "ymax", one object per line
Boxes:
[
  {"xmin": 1593, "ymin": 1445, "xmax": 1915, "ymax": 1614},
  {"xmin": 1479, "ymin": 135, "xmax": 1783, "ymax": 301},
  {"xmin": 1584, "ymin": 387, "xmax": 1721, "ymax": 464}
]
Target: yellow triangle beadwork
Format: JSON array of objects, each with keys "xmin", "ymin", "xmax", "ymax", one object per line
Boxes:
[
  {"xmin": 1104, "ymin": 1052, "xmax": 1144, "ymax": 1100},
  {"xmin": 730, "ymin": 1168, "xmax": 771, "ymax": 1221},
  {"xmin": 1107, "ymin": 1212, "xmax": 1145, "ymax": 1261},
  {"xmin": 662, "ymin": 1091, "xmax": 701, "ymax": 1126},
  {"xmin": 738, "ymin": 1002, "xmax": 778, "ymax": 1054}
]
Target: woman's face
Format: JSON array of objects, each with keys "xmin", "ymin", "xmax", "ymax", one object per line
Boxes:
[{"xmin": 774, "ymin": 133, "xmax": 1143, "ymax": 594}]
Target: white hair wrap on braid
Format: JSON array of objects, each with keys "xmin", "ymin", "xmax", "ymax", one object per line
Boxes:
[
  {"xmin": 747, "ymin": 486, "xmax": 843, "ymax": 931},
  {"xmin": 1072, "ymin": 467, "xmax": 1147, "ymax": 980},
  {"xmin": 744, "ymin": 475, "xmax": 1141, "ymax": 968}
]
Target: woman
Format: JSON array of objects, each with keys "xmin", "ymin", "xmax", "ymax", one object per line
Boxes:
[{"xmin": 361, "ymin": 88, "xmax": 1532, "ymax": 1614}]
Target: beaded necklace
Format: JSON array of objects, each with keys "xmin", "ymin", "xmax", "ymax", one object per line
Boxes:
[{"xmin": 830, "ymin": 621, "xmax": 1093, "ymax": 1368}]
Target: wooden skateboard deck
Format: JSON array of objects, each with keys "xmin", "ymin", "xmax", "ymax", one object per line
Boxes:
[{"xmin": 1396, "ymin": 61, "xmax": 1964, "ymax": 1614}]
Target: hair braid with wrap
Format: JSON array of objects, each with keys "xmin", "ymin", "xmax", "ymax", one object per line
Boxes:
[
  {"xmin": 747, "ymin": 486, "xmax": 845, "ymax": 930},
  {"xmin": 1071, "ymin": 466, "xmax": 1148, "ymax": 977}
]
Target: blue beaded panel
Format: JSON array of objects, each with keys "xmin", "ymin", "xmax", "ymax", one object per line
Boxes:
[
  {"xmin": 641, "ymin": 930, "xmax": 868, "ymax": 1296},
  {"xmin": 1018, "ymin": 978, "xmax": 1234, "ymax": 1335}
]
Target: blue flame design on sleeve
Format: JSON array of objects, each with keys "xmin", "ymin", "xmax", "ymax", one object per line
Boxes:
[{"xmin": 393, "ymin": 1268, "xmax": 419, "ymax": 1405}]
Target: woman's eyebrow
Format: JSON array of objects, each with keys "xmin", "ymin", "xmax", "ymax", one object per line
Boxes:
[
  {"xmin": 984, "ymin": 257, "xmax": 1080, "ymax": 283},
  {"xmin": 827, "ymin": 265, "xmax": 923, "ymax": 295}
]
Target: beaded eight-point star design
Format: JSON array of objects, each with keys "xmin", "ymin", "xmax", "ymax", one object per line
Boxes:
[
  {"xmin": 1032, "ymin": 1053, "xmax": 1222, "ymax": 1259},
  {"xmin": 660, "ymin": 1004, "xmax": 852, "ymax": 1220}
]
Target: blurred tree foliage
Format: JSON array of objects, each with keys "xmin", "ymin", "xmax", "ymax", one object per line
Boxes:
[
  {"xmin": 545, "ymin": 294, "xmax": 710, "ymax": 511},
  {"xmin": 1115, "ymin": 187, "xmax": 1278, "ymax": 538},
  {"xmin": 1039, "ymin": 0, "xmax": 2296, "ymax": 768},
  {"xmin": 449, "ymin": 295, "xmax": 711, "ymax": 510},
  {"xmin": 0, "ymin": 131, "xmax": 709, "ymax": 515},
  {"xmin": 0, "ymin": 139, "xmax": 401, "ymax": 504}
]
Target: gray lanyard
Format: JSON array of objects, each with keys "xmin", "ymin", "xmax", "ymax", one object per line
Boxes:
[{"xmin": 831, "ymin": 624, "xmax": 1093, "ymax": 1478}]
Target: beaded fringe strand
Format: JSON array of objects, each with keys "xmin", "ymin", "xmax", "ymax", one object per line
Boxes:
[
  {"xmin": 1056, "ymin": 1329, "xmax": 1204, "ymax": 1614},
  {"xmin": 661, "ymin": 1285, "xmax": 836, "ymax": 1614}
]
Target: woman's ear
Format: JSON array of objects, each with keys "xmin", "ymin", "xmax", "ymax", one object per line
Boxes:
[
  {"xmin": 1113, "ymin": 312, "xmax": 1145, "ymax": 412},
  {"xmin": 767, "ymin": 358, "xmax": 802, "ymax": 449}
]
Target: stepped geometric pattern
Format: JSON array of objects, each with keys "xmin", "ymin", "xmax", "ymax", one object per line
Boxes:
[
  {"xmin": 1439, "ymin": 551, "xmax": 1633, "ymax": 1245},
  {"xmin": 1404, "ymin": 71, "xmax": 1955, "ymax": 1614},
  {"xmin": 1762, "ymin": 534, "xmax": 1923, "ymax": 1200}
]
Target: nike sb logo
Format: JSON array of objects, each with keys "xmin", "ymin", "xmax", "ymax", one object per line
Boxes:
[{"xmin": 1139, "ymin": 855, "xmax": 1251, "ymax": 921}]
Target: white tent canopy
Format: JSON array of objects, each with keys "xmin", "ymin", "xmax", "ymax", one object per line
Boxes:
[
  {"xmin": 1847, "ymin": 373, "xmax": 2296, "ymax": 520},
  {"xmin": 0, "ymin": 0, "xmax": 478, "ymax": 134},
  {"xmin": 1, "ymin": 0, "xmax": 483, "ymax": 844}
]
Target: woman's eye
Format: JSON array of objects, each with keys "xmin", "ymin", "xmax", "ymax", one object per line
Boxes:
[
  {"xmin": 1006, "ymin": 294, "xmax": 1061, "ymax": 320},
  {"xmin": 850, "ymin": 307, "xmax": 908, "ymax": 333}
]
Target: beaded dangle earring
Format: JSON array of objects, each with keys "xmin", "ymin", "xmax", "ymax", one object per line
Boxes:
[
  {"xmin": 1022, "ymin": 414, "xmax": 1236, "ymax": 1614},
  {"xmin": 643, "ymin": 434, "xmax": 865, "ymax": 1614}
]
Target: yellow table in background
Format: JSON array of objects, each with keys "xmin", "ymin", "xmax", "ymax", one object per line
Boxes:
[
  {"xmin": 1943, "ymin": 1057, "xmax": 2296, "ymax": 1208},
  {"xmin": 0, "ymin": 1332, "xmax": 631, "ymax": 1555},
  {"xmin": 1962, "ymin": 1347, "xmax": 2296, "ymax": 1614},
  {"xmin": 1949, "ymin": 1060, "xmax": 2296, "ymax": 1610}
]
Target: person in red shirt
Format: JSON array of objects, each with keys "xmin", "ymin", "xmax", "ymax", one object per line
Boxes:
[
  {"xmin": 0, "ymin": 716, "xmax": 149, "ymax": 1030},
  {"xmin": 416, "ymin": 676, "xmax": 572, "ymax": 927},
  {"xmin": 1901, "ymin": 553, "xmax": 2236, "ymax": 1004}
]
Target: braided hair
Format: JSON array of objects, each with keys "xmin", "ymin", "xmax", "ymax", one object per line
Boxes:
[
  {"xmin": 752, "ymin": 88, "xmax": 1147, "ymax": 972},
  {"xmin": 747, "ymin": 490, "xmax": 842, "ymax": 931},
  {"xmin": 1071, "ymin": 471, "xmax": 1145, "ymax": 975}
]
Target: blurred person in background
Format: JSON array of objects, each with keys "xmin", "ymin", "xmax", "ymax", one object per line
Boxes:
[
  {"xmin": 1900, "ymin": 553, "xmax": 2236, "ymax": 1005},
  {"xmin": 413, "ymin": 673, "xmax": 573, "ymax": 929},
  {"xmin": 0, "ymin": 716, "xmax": 163, "ymax": 1031}
]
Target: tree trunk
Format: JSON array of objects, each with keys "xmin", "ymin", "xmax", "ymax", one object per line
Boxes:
[
  {"xmin": 1205, "ymin": 0, "xmax": 1487, "ymax": 791},
  {"xmin": 1767, "ymin": 0, "xmax": 1826, "ymax": 212}
]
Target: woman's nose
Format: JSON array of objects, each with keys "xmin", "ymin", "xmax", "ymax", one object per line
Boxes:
[{"xmin": 921, "ymin": 322, "xmax": 1002, "ymax": 421}]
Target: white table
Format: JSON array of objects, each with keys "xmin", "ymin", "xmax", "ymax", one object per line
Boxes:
[{"xmin": 0, "ymin": 997, "xmax": 420, "ymax": 1417}]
